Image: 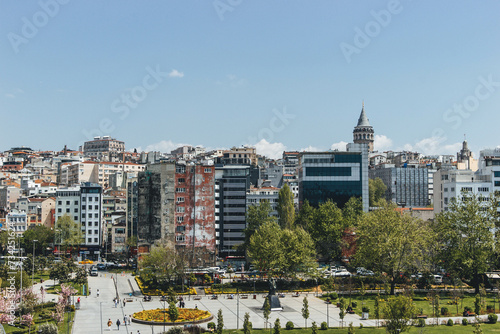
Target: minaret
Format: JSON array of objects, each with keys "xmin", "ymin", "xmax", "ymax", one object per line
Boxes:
[{"xmin": 353, "ymin": 102, "xmax": 374, "ymax": 152}]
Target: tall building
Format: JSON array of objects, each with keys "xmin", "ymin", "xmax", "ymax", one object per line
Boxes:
[
  {"xmin": 215, "ymin": 165, "xmax": 251, "ymax": 259},
  {"xmin": 55, "ymin": 183, "xmax": 103, "ymax": 259},
  {"xmin": 299, "ymin": 143, "xmax": 369, "ymax": 212},
  {"xmin": 369, "ymin": 165, "xmax": 430, "ymax": 208},
  {"xmin": 135, "ymin": 161, "xmax": 216, "ymax": 266},
  {"xmin": 434, "ymin": 148, "xmax": 500, "ymax": 214},
  {"xmin": 83, "ymin": 136, "xmax": 125, "ymax": 162},
  {"xmin": 353, "ymin": 103, "xmax": 374, "ymax": 152},
  {"xmin": 456, "ymin": 139, "xmax": 478, "ymax": 171}
]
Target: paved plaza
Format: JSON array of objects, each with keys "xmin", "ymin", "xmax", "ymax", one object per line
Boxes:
[{"xmin": 32, "ymin": 271, "xmax": 487, "ymax": 333}]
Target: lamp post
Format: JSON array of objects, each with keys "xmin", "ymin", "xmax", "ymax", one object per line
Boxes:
[
  {"xmin": 327, "ymin": 301, "xmax": 329, "ymax": 328},
  {"xmin": 32, "ymin": 240, "xmax": 38, "ymax": 287}
]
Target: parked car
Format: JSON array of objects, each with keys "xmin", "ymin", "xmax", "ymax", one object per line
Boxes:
[
  {"xmin": 89, "ymin": 267, "xmax": 98, "ymax": 276},
  {"xmin": 96, "ymin": 263, "xmax": 106, "ymax": 270},
  {"xmin": 331, "ymin": 269, "xmax": 352, "ymax": 277}
]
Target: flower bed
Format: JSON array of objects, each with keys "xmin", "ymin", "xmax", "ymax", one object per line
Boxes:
[
  {"xmin": 135, "ymin": 277, "xmax": 196, "ymax": 296},
  {"xmin": 132, "ymin": 308, "xmax": 212, "ymax": 326}
]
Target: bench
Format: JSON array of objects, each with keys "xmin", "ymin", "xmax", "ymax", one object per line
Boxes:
[
  {"xmin": 193, "ymin": 296, "xmax": 202, "ymax": 300},
  {"xmin": 241, "ymin": 294, "xmax": 248, "ymax": 299},
  {"xmin": 125, "ymin": 298, "xmax": 133, "ymax": 302}
]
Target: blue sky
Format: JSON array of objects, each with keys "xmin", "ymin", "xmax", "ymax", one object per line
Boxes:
[{"xmin": 1, "ymin": 1, "xmax": 500, "ymax": 159}]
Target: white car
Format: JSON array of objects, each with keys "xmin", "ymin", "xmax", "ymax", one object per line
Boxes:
[{"xmin": 331, "ymin": 269, "xmax": 352, "ymax": 277}]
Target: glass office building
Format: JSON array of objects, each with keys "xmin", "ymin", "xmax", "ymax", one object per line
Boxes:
[{"xmin": 299, "ymin": 143, "xmax": 369, "ymax": 212}]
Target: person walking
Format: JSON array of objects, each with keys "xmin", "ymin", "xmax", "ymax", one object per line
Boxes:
[
  {"xmin": 128, "ymin": 315, "xmax": 132, "ymax": 325},
  {"xmin": 116, "ymin": 318, "xmax": 121, "ymax": 330},
  {"xmin": 123, "ymin": 299, "xmax": 126, "ymax": 307},
  {"xmin": 97, "ymin": 289, "xmax": 100, "ymax": 297},
  {"xmin": 107, "ymin": 318, "xmax": 112, "ymax": 331},
  {"xmin": 124, "ymin": 315, "xmax": 127, "ymax": 326}
]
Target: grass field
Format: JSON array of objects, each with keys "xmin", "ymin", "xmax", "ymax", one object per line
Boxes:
[
  {"xmin": 321, "ymin": 291, "xmax": 499, "ymax": 317},
  {"xmin": 223, "ymin": 322, "xmax": 500, "ymax": 334}
]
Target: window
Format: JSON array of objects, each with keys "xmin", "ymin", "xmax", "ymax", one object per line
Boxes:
[
  {"xmin": 461, "ymin": 187, "xmax": 473, "ymax": 192},
  {"xmin": 74, "ymin": 208, "xmax": 78, "ymax": 213},
  {"xmin": 88, "ymin": 197, "xmax": 93, "ymax": 202},
  {"xmin": 94, "ymin": 222, "xmax": 98, "ymax": 226},
  {"xmin": 176, "ymin": 165, "xmax": 186, "ymax": 173},
  {"xmin": 495, "ymin": 181, "xmax": 500, "ymax": 187},
  {"xmin": 177, "ymin": 216, "xmax": 184, "ymax": 222},
  {"xmin": 176, "ymin": 235, "xmax": 185, "ymax": 242},
  {"xmin": 82, "ymin": 205, "xmax": 86, "ymax": 210},
  {"xmin": 94, "ymin": 238, "xmax": 98, "ymax": 243},
  {"xmin": 176, "ymin": 207, "xmax": 185, "ymax": 213},
  {"xmin": 82, "ymin": 197, "xmax": 86, "ymax": 202},
  {"xmin": 94, "ymin": 213, "xmax": 98, "ymax": 218},
  {"xmin": 176, "ymin": 188, "xmax": 186, "ymax": 193},
  {"xmin": 88, "ymin": 213, "xmax": 92, "ymax": 218},
  {"xmin": 74, "ymin": 216, "xmax": 78, "ymax": 221},
  {"xmin": 178, "ymin": 178, "xmax": 185, "ymax": 183},
  {"xmin": 66, "ymin": 208, "xmax": 70, "ymax": 213},
  {"xmin": 444, "ymin": 188, "xmax": 448, "ymax": 192},
  {"xmin": 74, "ymin": 200, "xmax": 78, "ymax": 205},
  {"xmin": 88, "ymin": 238, "xmax": 92, "ymax": 243},
  {"xmin": 176, "ymin": 226, "xmax": 186, "ymax": 232},
  {"xmin": 177, "ymin": 197, "xmax": 185, "ymax": 203},
  {"xmin": 58, "ymin": 201, "xmax": 62, "ymax": 205},
  {"xmin": 305, "ymin": 167, "xmax": 352, "ymax": 177},
  {"xmin": 204, "ymin": 168, "xmax": 211, "ymax": 173},
  {"xmin": 478, "ymin": 187, "xmax": 490, "ymax": 192},
  {"xmin": 58, "ymin": 208, "xmax": 62, "ymax": 213},
  {"xmin": 94, "ymin": 205, "xmax": 99, "ymax": 210},
  {"xmin": 88, "ymin": 230, "xmax": 92, "ymax": 234},
  {"xmin": 495, "ymin": 171, "xmax": 500, "ymax": 178},
  {"xmin": 66, "ymin": 201, "xmax": 70, "ymax": 205}
]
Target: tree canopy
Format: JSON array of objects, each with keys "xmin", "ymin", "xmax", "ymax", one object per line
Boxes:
[
  {"xmin": 55, "ymin": 215, "xmax": 83, "ymax": 253},
  {"xmin": 277, "ymin": 183, "xmax": 295, "ymax": 229},
  {"xmin": 354, "ymin": 201, "xmax": 431, "ymax": 294},
  {"xmin": 369, "ymin": 178, "xmax": 387, "ymax": 207},
  {"xmin": 435, "ymin": 192, "xmax": 499, "ymax": 293}
]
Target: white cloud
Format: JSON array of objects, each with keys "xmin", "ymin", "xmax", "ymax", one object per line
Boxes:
[
  {"xmin": 134, "ymin": 140, "xmax": 191, "ymax": 153},
  {"xmin": 254, "ymin": 139, "xmax": 286, "ymax": 159},
  {"xmin": 300, "ymin": 145, "xmax": 322, "ymax": 152},
  {"xmin": 5, "ymin": 93, "xmax": 15, "ymax": 99},
  {"xmin": 374, "ymin": 134, "xmax": 393, "ymax": 152},
  {"xmin": 169, "ymin": 69, "xmax": 184, "ymax": 78},
  {"xmin": 404, "ymin": 137, "xmax": 461, "ymax": 156},
  {"xmin": 330, "ymin": 141, "xmax": 349, "ymax": 151}
]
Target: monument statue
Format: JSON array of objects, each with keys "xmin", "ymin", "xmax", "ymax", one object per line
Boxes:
[{"xmin": 263, "ymin": 278, "xmax": 282, "ymax": 311}]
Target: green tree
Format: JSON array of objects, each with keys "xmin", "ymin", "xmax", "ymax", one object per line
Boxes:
[
  {"xmin": 342, "ymin": 197, "xmax": 364, "ymax": 227},
  {"xmin": 347, "ymin": 322, "xmax": 355, "ymax": 334},
  {"xmin": 281, "ymin": 227, "xmax": 316, "ymax": 277},
  {"xmin": 309, "ymin": 200, "xmax": 345, "ymax": 262},
  {"xmin": 55, "ymin": 215, "xmax": 83, "ymax": 254},
  {"xmin": 475, "ymin": 294, "xmax": 481, "ymax": 315},
  {"xmin": 354, "ymin": 202, "xmax": 431, "ymax": 295},
  {"xmin": 49, "ymin": 262, "xmax": 72, "ymax": 284},
  {"xmin": 311, "ymin": 321, "xmax": 317, "ymax": 334},
  {"xmin": 383, "ymin": 295, "xmax": 417, "ymax": 334},
  {"xmin": 263, "ymin": 297, "xmax": 271, "ymax": 329},
  {"xmin": 243, "ymin": 312, "xmax": 252, "ymax": 334},
  {"xmin": 302, "ymin": 297, "xmax": 309, "ymax": 328},
  {"xmin": 243, "ymin": 201, "xmax": 276, "ymax": 252},
  {"xmin": 369, "ymin": 178, "xmax": 387, "ymax": 207},
  {"xmin": 168, "ymin": 300, "xmax": 179, "ymax": 322},
  {"xmin": 374, "ymin": 294, "xmax": 380, "ymax": 327},
  {"xmin": 21, "ymin": 225, "xmax": 54, "ymax": 256},
  {"xmin": 435, "ymin": 192, "xmax": 498, "ymax": 293},
  {"xmin": 273, "ymin": 318, "xmax": 281, "ymax": 334},
  {"xmin": 473, "ymin": 316, "xmax": 483, "ymax": 334},
  {"xmin": 277, "ymin": 183, "xmax": 295, "ymax": 229},
  {"xmin": 216, "ymin": 309, "xmax": 224, "ymax": 334},
  {"xmin": 295, "ymin": 200, "xmax": 315, "ymax": 230},
  {"xmin": 139, "ymin": 241, "xmax": 185, "ymax": 285},
  {"xmin": 248, "ymin": 221, "xmax": 283, "ymax": 275}
]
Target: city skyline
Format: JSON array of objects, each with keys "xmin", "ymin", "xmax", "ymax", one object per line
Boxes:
[{"xmin": 2, "ymin": 1, "xmax": 500, "ymax": 159}]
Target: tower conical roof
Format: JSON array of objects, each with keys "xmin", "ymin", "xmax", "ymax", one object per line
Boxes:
[{"xmin": 356, "ymin": 103, "xmax": 371, "ymax": 127}]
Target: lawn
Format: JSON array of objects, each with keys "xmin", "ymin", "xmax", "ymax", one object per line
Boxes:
[
  {"xmin": 45, "ymin": 280, "xmax": 86, "ymax": 296},
  {"xmin": 321, "ymin": 291, "xmax": 500, "ymax": 318},
  {"xmin": 223, "ymin": 322, "xmax": 500, "ymax": 334}
]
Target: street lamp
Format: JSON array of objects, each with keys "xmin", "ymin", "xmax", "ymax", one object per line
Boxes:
[{"xmin": 32, "ymin": 240, "xmax": 38, "ymax": 287}]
